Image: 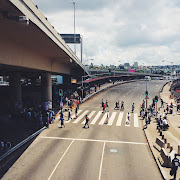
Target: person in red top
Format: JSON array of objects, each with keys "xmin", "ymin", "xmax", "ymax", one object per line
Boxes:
[{"xmin": 102, "ymin": 103, "xmax": 106, "ymax": 113}]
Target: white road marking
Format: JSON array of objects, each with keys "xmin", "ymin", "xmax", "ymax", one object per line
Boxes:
[
  {"xmin": 98, "ymin": 142, "xmax": 106, "ymax": 180},
  {"xmin": 90, "ymin": 111, "xmax": 102, "ymax": 124},
  {"xmin": 107, "ymin": 112, "xmax": 117, "ymax": 125},
  {"xmin": 73, "ymin": 110, "xmax": 89, "ymax": 123},
  {"xmin": 125, "ymin": 113, "xmax": 131, "ymax": 127},
  {"xmin": 65, "ymin": 110, "xmax": 82, "ymax": 123},
  {"xmin": 40, "ymin": 136, "xmax": 147, "ymax": 145},
  {"xmin": 134, "ymin": 113, "xmax": 139, "ymax": 127},
  {"xmin": 82, "ymin": 111, "xmax": 96, "ymax": 124},
  {"xmin": 48, "ymin": 140, "xmax": 74, "ymax": 180},
  {"xmin": 116, "ymin": 112, "xmax": 123, "ymax": 126},
  {"xmin": 99, "ymin": 112, "xmax": 108, "ymax": 125}
]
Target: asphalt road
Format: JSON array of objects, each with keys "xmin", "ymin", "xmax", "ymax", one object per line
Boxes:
[{"xmin": 2, "ymin": 80, "xmax": 165, "ymax": 180}]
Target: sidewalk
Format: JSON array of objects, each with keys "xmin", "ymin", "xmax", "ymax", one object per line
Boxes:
[{"xmin": 144, "ymin": 83, "xmax": 180, "ymax": 179}]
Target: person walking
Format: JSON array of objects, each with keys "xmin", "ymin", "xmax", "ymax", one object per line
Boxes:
[
  {"xmin": 170, "ymin": 154, "xmax": 179, "ymax": 179},
  {"xmin": 83, "ymin": 115, "xmax": 90, "ymax": 128},
  {"xmin": 75, "ymin": 107, "xmax": 78, "ymax": 118},
  {"xmin": 60, "ymin": 117, "xmax": 65, "ymax": 128},
  {"xmin": 161, "ymin": 99, "xmax": 164, "ymax": 108},
  {"xmin": 132, "ymin": 103, "xmax": 135, "ymax": 113},
  {"xmin": 102, "ymin": 102, "xmax": 106, "ymax": 113},
  {"xmin": 68, "ymin": 109, "xmax": 72, "ymax": 121},
  {"xmin": 105, "ymin": 111, "xmax": 110, "ymax": 124}
]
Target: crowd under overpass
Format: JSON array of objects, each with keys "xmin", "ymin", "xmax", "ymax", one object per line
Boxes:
[{"xmin": 0, "ymin": 0, "xmax": 88, "ymax": 111}]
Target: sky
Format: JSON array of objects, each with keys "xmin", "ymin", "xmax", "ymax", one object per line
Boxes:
[{"xmin": 32, "ymin": 0, "xmax": 180, "ymax": 66}]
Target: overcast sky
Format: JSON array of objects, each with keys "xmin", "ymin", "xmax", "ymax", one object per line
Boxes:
[{"xmin": 33, "ymin": 0, "xmax": 180, "ymax": 66}]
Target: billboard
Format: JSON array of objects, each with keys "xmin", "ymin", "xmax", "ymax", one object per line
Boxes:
[
  {"xmin": 60, "ymin": 34, "xmax": 81, "ymax": 44},
  {"xmin": 129, "ymin": 69, "xmax": 135, "ymax": 72}
]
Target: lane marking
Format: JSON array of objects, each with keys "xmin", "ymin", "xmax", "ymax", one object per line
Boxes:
[
  {"xmin": 116, "ymin": 112, "xmax": 123, "ymax": 126},
  {"xmin": 90, "ymin": 111, "xmax": 102, "ymax": 124},
  {"xmin": 125, "ymin": 113, "xmax": 131, "ymax": 127},
  {"xmin": 73, "ymin": 110, "xmax": 89, "ymax": 123},
  {"xmin": 134, "ymin": 113, "xmax": 139, "ymax": 127},
  {"xmin": 98, "ymin": 142, "xmax": 106, "ymax": 180},
  {"xmin": 99, "ymin": 113, "xmax": 108, "ymax": 125},
  {"xmin": 65, "ymin": 110, "xmax": 82, "ymax": 123},
  {"xmin": 48, "ymin": 140, "xmax": 74, "ymax": 180},
  {"xmin": 82, "ymin": 111, "xmax": 96, "ymax": 124},
  {"xmin": 40, "ymin": 136, "xmax": 147, "ymax": 145},
  {"xmin": 107, "ymin": 112, "xmax": 117, "ymax": 125}
]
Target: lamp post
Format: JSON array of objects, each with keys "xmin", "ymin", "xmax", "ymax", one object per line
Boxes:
[
  {"xmin": 162, "ymin": 60, "xmax": 173, "ymax": 80},
  {"xmin": 81, "ymin": 59, "xmax": 93, "ymax": 98},
  {"xmin": 72, "ymin": 1, "xmax": 76, "ymax": 54}
]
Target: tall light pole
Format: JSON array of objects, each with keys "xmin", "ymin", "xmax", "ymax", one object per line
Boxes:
[
  {"xmin": 72, "ymin": 1, "xmax": 76, "ymax": 54},
  {"xmin": 162, "ymin": 60, "xmax": 173, "ymax": 80}
]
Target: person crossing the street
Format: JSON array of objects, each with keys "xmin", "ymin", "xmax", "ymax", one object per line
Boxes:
[
  {"xmin": 105, "ymin": 111, "xmax": 109, "ymax": 124},
  {"xmin": 83, "ymin": 115, "xmax": 90, "ymax": 128}
]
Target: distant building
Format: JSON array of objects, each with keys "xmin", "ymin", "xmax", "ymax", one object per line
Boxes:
[
  {"xmin": 124, "ymin": 63, "xmax": 130, "ymax": 68},
  {"xmin": 133, "ymin": 62, "xmax": 138, "ymax": 67}
]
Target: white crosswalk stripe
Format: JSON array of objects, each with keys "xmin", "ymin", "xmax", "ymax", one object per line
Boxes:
[
  {"xmin": 64, "ymin": 110, "xmax": 140, "ymax": 128},
  {"xmin": 65, "ymin": 110, "xmax": 82, "ymax": 123},
  {"xmin": 99, "ymin": 112, "xmax": 108, "ymax": 125},
  {"xmin": 90, "ymin": 111, "xmax": 102, "ymax": 124},
  {"xmin": 134, "ymin": 113, "xmax": 139, "ymax": 127},
  {"xmin": 73, "ymin": 110, "xmax": 89, "ymax": 123},
  {"xmin": 107, "ymin": 112, "xmax": 117, "ymax": 125},
  {"xmin": 116, "ymin": 112, "xmax": 123, "ymax": 126},
  {"xmin": 82, "ymin": 111, "xmax": 96, "ymax": 124},
  {"xmin": 125, "ymin": 113, "xmax": 131, "ymax": 127}
]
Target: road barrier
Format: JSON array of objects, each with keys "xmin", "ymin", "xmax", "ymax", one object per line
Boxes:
[
  {"xmin": 0, "ymin": 127, "xmax": 46, "ymax": 162},
  {"xmin": 81, "ymin": 80, "xmax": 137, "ymax": 103}
]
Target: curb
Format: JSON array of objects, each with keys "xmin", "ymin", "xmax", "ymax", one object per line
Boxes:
[{"xmin": 143, "ymin": 128, "xmax": 166, "ymax": 180}]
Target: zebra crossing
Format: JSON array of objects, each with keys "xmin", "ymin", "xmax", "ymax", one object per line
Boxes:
[{"xmin": 65, "ymin": 110, "xmax": 140, "ymax": 128}]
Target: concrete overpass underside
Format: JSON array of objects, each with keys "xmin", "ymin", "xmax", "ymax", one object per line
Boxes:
[{"xmin": 0, "ymin": 0, "xmax": 86, "ymax": 112}]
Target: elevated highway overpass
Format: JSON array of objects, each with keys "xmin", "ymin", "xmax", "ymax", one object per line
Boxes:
[{"xmin": 0, "ymin": 0, "xmax": 87, "ymax": 110}]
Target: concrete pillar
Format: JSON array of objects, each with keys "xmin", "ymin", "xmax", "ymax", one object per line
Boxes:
[
  {"xmin": 63, "ymin": 74, "xmax": 71, "ymax": 85},
  {"xmin": 41, "ymin": 72, "xmax": 52, "ymax": 107},
  {"xmin": 9, "ymin": 72, "xmax": 22, "ymax": 112}
]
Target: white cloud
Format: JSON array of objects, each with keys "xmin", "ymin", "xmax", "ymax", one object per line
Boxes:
[{"xmin": 33, "ymin": 0, "xmax": 180, "ymax": 66}]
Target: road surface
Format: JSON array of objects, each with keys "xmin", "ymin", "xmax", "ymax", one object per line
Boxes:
[{"xmin": 2, "ymin": 80, "xmax": 164, "ymax": 180}]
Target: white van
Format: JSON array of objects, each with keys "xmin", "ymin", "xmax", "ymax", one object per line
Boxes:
[{"xmin": 145, "ymin": 76, "xmax": 151, "ymax": 81}]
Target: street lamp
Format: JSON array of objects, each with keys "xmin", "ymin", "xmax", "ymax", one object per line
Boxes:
[
  {"xmin": 72, "ymin": 1, "xmax": 76, "ymax": 54},
  {"xmin": 162, "ymin": 60, "xmax": 173, "ymax": 80}
]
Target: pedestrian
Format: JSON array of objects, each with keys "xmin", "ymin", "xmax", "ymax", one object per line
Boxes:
[
  {"xmin": 68, "ymin": 109, "xmax": 72, "ymax": 120},
  {"xmin": 60, "ymin": 110, "xmax": 64, "ymax": 122},
  {"xmin": 166, "ymin": 105, "xmax": 169, "ymax": 114},
  {"xmin": 39, "ymin": 112, "xmax": 43, "ymax": 128},
  {"xmin": 170, "ymin": 154, "xmax": 179, "ymax": 179},
  {"xmin": 46, "ymin": 112, "xmax": 49, "ymax": 128},
  {"xmin": 61, "ymin": 117, "xmax": 65, "ymax": 128},
  {"xmin": 75, "ymin": 107, "xmax": 78, "ymax": 118},
  {"xmin": 132, "ymin": 103, "xmax": 134, "ymax": 113},
  {"xmin": 106, "ymin": 100, "xmax": 109, "ymax": 107},
  {"xmin": 77, "ymin": 99, "xmax": 80, "ymax": 109},
  {"xmin": 102, "ymin": 103, "xmax": 106, "ymax": 113},
  {"xmin": 127, "ymin": 112, "xmax": 130, "ymax": 121},
  {"xmin": 106, "ymin": 111, "xmax": 109, "ymax": 124},
  {"xmin": 101, "ymin": 99, "xmax": 104, "ymax": 107},
  {"xmin": 161, "ymin": 99, "xmax": 164, "ymax": 108},
  {"xmin": 83, "ymin": 115, "xmax": 89, "ymax": 128}
]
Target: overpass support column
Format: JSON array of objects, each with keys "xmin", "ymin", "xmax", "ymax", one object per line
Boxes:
[
  {"xmin": 9, "ymin": 72, "xmax": 22, "ymax": 112},
  {"xmin": 41, "ymin": 72, "xmax": 52, "ymax": 109}
]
